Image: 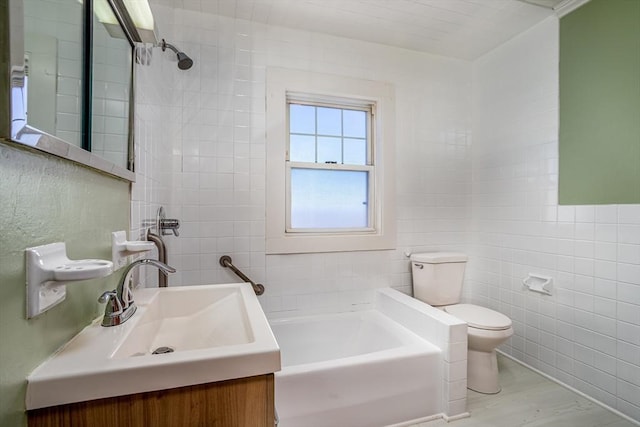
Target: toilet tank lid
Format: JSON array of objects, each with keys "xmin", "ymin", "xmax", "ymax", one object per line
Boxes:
[
  {"xmin": 410, "ymin": 252, "xmax": 468, "ymax": 263},
  {"xmin": 444, "ymin": 304, "xmax": 512, "ymax": 330}
]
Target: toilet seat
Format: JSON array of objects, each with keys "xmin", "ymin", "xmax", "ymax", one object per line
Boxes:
[{"xmin": 444, "ymin": 304, "xmax": 512, "ymax": 331}]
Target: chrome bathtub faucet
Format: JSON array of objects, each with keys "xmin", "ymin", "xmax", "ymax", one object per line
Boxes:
[{"xmin": 99, "ymin": 259, "xmax": 176, "ymax": 327}]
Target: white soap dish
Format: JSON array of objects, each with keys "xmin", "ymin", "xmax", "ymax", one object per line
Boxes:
[
  {"xmin": 112, "ymin": 231, "xmax": 155, "ymax": 270},
  {"xmin": 53, "ymin": 260, "xmax": 113, "ymax": 281},
  {"xmin": 26, "ymin": 242, "xmax": 114, "ymax": 319}
]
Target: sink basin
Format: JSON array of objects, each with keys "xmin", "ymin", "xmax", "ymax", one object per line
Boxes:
[
  {"xmin": 113, "ymin": 286, "xmax": 253, "ymax": 358},
  {"xmin": 26, "ymin": 283, "xmax": 280, "ymax": 410}
]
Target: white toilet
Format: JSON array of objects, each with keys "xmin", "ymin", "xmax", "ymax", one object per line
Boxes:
[{"xmin": 410, "ymin": 252, "xmax": 513, "ymax": 394}]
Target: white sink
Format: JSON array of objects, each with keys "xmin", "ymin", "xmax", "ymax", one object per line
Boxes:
[
  {"xmin": 26, "ymin": 283, "xmax": 280, "ymax": 410},
  {"xmin": 113, "ymin": 286, "xmax": 253, "ymax": 358}
]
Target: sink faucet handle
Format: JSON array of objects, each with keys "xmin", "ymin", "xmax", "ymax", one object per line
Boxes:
[
  {"xmin": 98, "ymin": 290, "xmax": 115, "ymax": 303},
  {"xmin": 98, "ymin": 290, "xmax": 123, "ymax": 317}
]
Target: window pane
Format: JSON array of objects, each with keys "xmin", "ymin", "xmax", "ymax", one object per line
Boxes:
[
  {"xmin": 343, "ymin": 138, "xmax": 367, "ymax": 165},
  {"xmin": 290, "ymin": 104, "xmax": 315, "ymax": 134},
  {"xmin": 343, "ymin": 110, "xmax": 367, "ymax": 138},
  {"xmin": 290, "ymin": 168, "xmax": 368, "ymax": 229},
  {"xmin": 317, "ymin": 137, "xmax": 341, "ymax": 163},
  {"xmin": 290, "ymin": 135, "xmax": 316, "ymax": 162},
  {"xmin": 317, "ymin": 107, "xmax": 341, "ymax": 136}
]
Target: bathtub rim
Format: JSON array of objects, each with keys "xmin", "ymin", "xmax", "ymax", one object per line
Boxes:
[
  {"xmin": 272, "ymin": 309, "xmax": 441, "ymax": 376},
  {"xmin": 270, "ymin": 308, "xmax": 441, "ymax": 365}
]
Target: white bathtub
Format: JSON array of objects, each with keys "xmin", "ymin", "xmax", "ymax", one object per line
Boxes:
[{"xmin": 270, "ymin": 288, "xmax": 469, "ymax": 427}]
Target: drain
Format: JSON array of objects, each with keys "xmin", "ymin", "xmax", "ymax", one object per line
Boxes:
[{"xmin": 152, "ymin": 346, "xmax": 175, "ymax": 355}]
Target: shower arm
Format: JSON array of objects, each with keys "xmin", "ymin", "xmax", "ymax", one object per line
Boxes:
[{"xmin": 161, "ymin": 39, "xmax": 179, "ymax": 54}]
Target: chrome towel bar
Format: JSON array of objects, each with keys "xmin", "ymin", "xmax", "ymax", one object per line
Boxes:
[{"xmin": 219, "ymin": 255, "xmax": 265, "ymax": 295}]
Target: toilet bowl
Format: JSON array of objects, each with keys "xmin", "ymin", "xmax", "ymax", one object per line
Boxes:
[
  {"xmin": 410, "ymin": 252, "xmax": 513, "ymax": 394},
  {"xmin": 444, "ymin": 303, "xmax": 513, "ymax": 394}
]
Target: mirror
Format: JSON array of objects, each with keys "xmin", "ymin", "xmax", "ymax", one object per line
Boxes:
[
  {"xmin": 90, "ymin": 1, "xmax": 133, "ymax": 170},
  {"xmin": 7, "ymin": 0, "xmax": 135, "ymax": 181},
  {"xmin": 24, "ymin": 0, "xmax": 83, "ymax": 146}
]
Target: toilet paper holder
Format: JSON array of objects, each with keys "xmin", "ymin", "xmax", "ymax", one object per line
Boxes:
[{"xmin": 523, "ymin": 273, "xmax": 552, "ymax": 295}]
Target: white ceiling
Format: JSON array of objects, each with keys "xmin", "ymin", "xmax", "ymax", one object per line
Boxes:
[{"xmin": 160, "ymin": 0, "xmax": 560, "ymax": 60}]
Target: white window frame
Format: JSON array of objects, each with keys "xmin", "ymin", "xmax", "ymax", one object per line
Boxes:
[{"xmin": 266, "ymin": 68, "xmax": 396, "ymax": 254}]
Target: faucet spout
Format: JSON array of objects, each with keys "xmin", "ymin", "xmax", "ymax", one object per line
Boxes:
[
  {"xmin": 100, "ymin": 259, "xmax": 176, "ymax": 327},
  {"xmin": 116, "ymin": 259, "xmax": 176, "ymax": 306}
]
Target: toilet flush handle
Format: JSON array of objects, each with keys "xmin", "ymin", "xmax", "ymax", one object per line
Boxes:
[{"xmin": 414, "ymin": 263, "xmax": 424, "ymax": 269}]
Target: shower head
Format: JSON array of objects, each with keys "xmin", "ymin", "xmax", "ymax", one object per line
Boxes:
[
  {"xmin": 160, "ymin": 39, "xmax": 194, "ymax": 70},
  {"xmin": 175, "ymin": 51, "xmax": 193, "ymax": 70}
]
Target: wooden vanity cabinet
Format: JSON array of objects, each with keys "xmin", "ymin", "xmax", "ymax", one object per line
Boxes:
[{"xmin": 28, "ymin": 374, "xmax": 275, "ymax": 427}]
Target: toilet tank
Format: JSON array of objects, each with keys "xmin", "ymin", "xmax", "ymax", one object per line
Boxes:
[{"xmin": 410, "ymin": 252, "xmax": 468, "ymax": 306}]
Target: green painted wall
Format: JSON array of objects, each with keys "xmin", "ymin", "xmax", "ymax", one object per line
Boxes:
[
  {"xmin": 0, "ymin": 141, "xmax": 129, "ymax": 426},
  {"xmin": 559, "ymin": 0, "xmax": 640, "ymax": 204},
  {"xmin": 1, "ymin": 0, "xmax": 9, "ymax": 139}
]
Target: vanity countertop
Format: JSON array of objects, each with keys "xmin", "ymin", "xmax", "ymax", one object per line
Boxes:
[{"xmin": 26, "ymin": 283, "xmax": 280, "ymax": 410}]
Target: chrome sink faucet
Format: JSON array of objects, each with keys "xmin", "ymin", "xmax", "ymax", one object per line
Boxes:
[{"xmin": 99, "ymin": 259, "xmax": 176, "ymax": 327}]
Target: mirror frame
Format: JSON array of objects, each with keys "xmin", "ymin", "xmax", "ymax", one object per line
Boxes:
[{"xmin": 6, "ymin": 0, "xmax": 136, "ymax": 181}]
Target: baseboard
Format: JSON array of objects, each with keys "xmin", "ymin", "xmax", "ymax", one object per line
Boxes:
[
  {"xmin": 442, "ymin": 412, "xmax": 471, "ymax": 422},
  {"xmin": 385, "ymin": 411, "xmax": 470, "ymax": 427},
  {"xmin": 497, "ymin": 350, "xmax": 640, "ymax": 426},
  {"xmin": 385, "ymin": 413, "xmax": 442, "ymax": 427}
]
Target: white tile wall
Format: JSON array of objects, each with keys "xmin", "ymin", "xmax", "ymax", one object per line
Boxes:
[
  {"xmin": 134, "ymin": 4, "xmax": 639, "ymax": 423},
  {"xmin": 131, "ymin": 5, "xmax": 178, "ymax": 284},
  {"xmin": 135, "ymin": 7, "xmax": 472, "ymax": 304},
  {"xmin": 471, "ymin": 16, "xmax": 640, "ymax": 421}
]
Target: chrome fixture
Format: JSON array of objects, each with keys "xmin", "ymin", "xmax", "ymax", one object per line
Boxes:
[
  {"xmin": 159, "ymin": 218, "xmax": 180, "ymax": 236},
  {"xmin": 156, "ymin": 206, "xmax": 180, "ymax": 237},
  {"xmin": 219, "ymin": 255, "xmax": 265, "ymax": 295},
  {"xmin": 99, "ymin": 259, "xmax": 175, "ymax": 327},
  {"xmin": 142, "ymin": 206, "xmax": 179, "ymax": 287},
  {"xmin": 146, "ymin": 229, "xmax": 168, "ymax": 287},
  {"xmin": 160, "ymin": 39, "xmax": 193, "ymax": 70}
]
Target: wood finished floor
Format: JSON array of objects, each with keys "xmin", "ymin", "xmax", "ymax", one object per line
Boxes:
[{"xmin": 411, "ymin": 354, "xmax": 638, "ymax": 427}]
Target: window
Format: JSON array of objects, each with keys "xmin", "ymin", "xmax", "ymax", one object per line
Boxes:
[
  {"xmin": 288, "ymin": 101, "xmax": 372, "ymax": 231},
  {"xmin": 266, "ymin": 68, "xmax": 396, "ymax": 254}
]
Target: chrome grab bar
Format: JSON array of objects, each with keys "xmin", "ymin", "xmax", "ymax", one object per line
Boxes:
[{"xmin": 219, "ymin": 255, "xmax": 265, "ymax": 295}]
